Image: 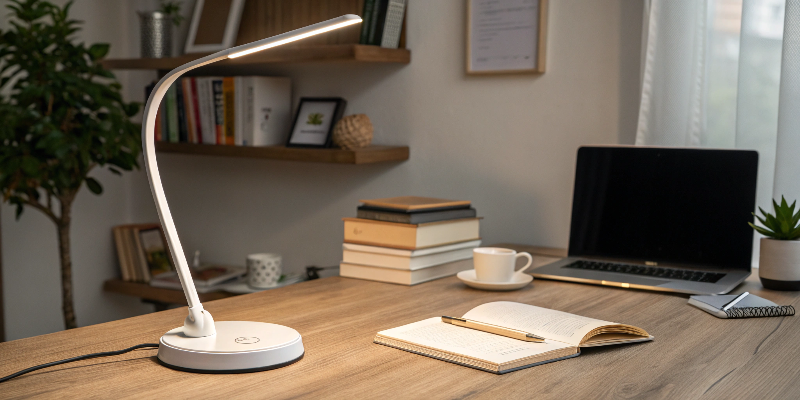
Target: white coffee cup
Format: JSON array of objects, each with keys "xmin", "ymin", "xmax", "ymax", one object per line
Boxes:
[
  {"xmin": 246, "ymin": 253, "xmax": 282, "ymax": 288},
  {"xmin": 473, "ymin": 247, "xmax": 533, "ymax": 283}
]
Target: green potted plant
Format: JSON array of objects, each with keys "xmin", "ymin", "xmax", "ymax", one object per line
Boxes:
[
  {"xmin": 0, "ymin": 0, "xmax": 142, "ymax": 329},
  {"xmin": 749, "ymin": 196, "xmax": 800, "ymax": 290}
]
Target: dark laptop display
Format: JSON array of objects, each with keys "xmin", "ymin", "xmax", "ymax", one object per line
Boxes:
[{"xmin": 568, "ymin": 147, "xmax": 758, "ymax": 271}]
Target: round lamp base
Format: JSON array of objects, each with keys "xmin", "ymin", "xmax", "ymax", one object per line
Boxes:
[{"xmin": 157, "ymin": 321, "xmax": 304, "ymax": 373}]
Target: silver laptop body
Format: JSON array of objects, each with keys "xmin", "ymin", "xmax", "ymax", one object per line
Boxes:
[{"xmin": 531, "ymin": 146, "xmax": 758, "ymax": 295}]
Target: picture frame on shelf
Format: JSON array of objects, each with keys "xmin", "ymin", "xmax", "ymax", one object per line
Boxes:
[
  {"xmin": 466, "ymin": 0, "xmax": 548, "ymax": 74},
  {"xmin": 286, "ymin": 98, "xmax": 347, "ymax": 148},
  {"xmin": 184, "ymin": 0, "xmax": 246, "ymax": 54}
]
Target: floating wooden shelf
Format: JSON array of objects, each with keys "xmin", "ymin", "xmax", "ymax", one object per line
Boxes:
[
  {"xmin": 155, "ymin": 142, "xmax": 409, "ymax": 165},
  {"xmin": 101, "ymin": 44, "xmax": 410, "ymax": 70}
]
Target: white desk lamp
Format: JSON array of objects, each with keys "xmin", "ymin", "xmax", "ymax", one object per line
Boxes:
[{"xmin": 143, "ymin": 15, "xmax": 362, "ymax": 373}]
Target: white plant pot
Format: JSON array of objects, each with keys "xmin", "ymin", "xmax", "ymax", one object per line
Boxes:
[{"xmin": 759, "ymin": 238, "xmax": 800, "ymax": 291}]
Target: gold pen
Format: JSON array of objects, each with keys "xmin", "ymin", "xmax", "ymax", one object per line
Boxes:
[{"xmin": 441, "ymin": 316, "xmax": 545, "ymax": 343}]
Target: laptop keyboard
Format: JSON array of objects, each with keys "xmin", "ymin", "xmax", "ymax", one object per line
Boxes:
[{"xmin": 563, "ymin": 260, "xmax": 726, "ymax": 283}]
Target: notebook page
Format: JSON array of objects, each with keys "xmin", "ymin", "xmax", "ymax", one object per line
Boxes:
[
  {"xmin": 462, "ymin": 302, "xmax": 613, "ymax": 347},
  {"xmin": 376, "ymin": 317, "xmax": 573, "ymax": 365}
]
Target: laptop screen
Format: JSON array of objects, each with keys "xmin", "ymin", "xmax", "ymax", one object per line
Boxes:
[{"xmin": 568, "ymin": 147, "xmax": 758, "ymax": 270}]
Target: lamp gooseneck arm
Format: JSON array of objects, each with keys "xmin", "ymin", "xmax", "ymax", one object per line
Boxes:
[
  {"xmin": 141, "ymin": 14, "xmax": 362, "ymax": 338},
  {"xmin": 142, "ymin": 51, "xmax": 230, "ymax": 337}
]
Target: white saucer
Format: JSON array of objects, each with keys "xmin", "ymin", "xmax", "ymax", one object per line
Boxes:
[{"xmin": 456, "ymin": 269, "xmax": 534, "ymax": 291}]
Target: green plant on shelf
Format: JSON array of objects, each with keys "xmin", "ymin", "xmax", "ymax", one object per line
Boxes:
[
  {"xmin": 749, "ymin": 196, "xmax": 800, "ymax": 240},
  {"xmin": 160, "ymin": 0, "xmax": 184, "ymax": 27}
]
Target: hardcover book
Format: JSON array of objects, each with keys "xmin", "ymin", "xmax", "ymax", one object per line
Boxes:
[
  {"xmin": 343, "ymin": 217, "xmax": 480, "ymax": 250},
  {"xmin": 357, "ymin": 206, "xmax": 477, "ymax": 224},
  {"xmin": 340, "ymin": 258, "xmax": 473, "ymax": 285},
  {"xmin": 342, "ymin": 240, "xmax": 480, "ymax": 270},
  {"xmin": 359, "ymin": 196, "xmax": 471, "ymax": 212}
]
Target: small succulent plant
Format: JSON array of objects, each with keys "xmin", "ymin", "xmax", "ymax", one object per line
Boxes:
[{"xmin": 749, "ymin": 196, "xmax": 800, "ymax": 240}]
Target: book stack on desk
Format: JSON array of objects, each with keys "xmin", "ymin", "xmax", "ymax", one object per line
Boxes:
[{"xmin": 340, "ymin": 196, "xmax": 480, "ymax": 285}]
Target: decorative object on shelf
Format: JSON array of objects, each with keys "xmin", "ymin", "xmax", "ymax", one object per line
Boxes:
[
  {"xmin": 246, "ymin": 253, "xmax": 283, "ymax": 289},
  {"xmin": 750, "ymin": 196, "xmax": 800, "ymax": 290},
  {"xmin": 141, "ymin": 14, "xmax": 361, "ymax": 373},
  {"xmin": 139, "ymin": 2, "xmax": 183, "ymax": 58},
  {"xmin": 139, "ymin": 11, "xmax": 172, "ymax": 58},
  {"xmin": 332, "ymin": 114, "xmax": 374, "ymax": 150},
  {"xmin": 467, "ymin": 0, "xmax": 548, "ymax": 74},
  {"xmin": 0, "ymin": 0, "xmax": 142, "ymax": 330},
  {"xmin": 286, "ymin": 97, "xmax": 347, "ymax": 148},
  {"xmin": 184, "ymin": 0, "xmax": 246, "ymax": 54}
]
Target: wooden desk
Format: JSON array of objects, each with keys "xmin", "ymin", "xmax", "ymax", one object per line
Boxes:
[
  {"xmin": 2, "ymin": 245, "xmax": 800, "ymax": 398},
  {"xmin": 102, "ymin": 280, "xmax": 238, "ymax": 311}
]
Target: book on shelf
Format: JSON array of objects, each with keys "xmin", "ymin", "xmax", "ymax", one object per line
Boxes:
[
  {"xmin": 374, "ymin": 301, "xmax": 653, "ymax": 374},
  {"xmin": 343, "ymin": 217, "xmax": 480, "ymax": 250},
  {"xmin": 342, "ymin": 240, "xmax": 481, "ymax": 270},
  {"xmin": 357, "ymin": 206, "xmax": 477, "ymax": 224},
  {"xmin": 379, "ymin": 0, "xmax": 406, "ymax": 48},
  {"xmin": 113, "ymin": 224, "xmax": 175, "ymax": 283},
  {"xmin": 340, "ymin": 258, "xmax": 473, "ymax": 285},
  {"xmin": 165, "ymin": 85, "xmax": 179, "ymax": 142},
  {"xmin": 222, "ymin": 77, "xmax": 236, "ymax": 145},
  {"xmin": 151, "ymin": 76, "xmax": 291, "ymax": 146},
  {"xmin": 359, "ymin": 0, "xmax": 406, "ymax": 48},
  {"xmin": 149, "ymin": 265, "xmax": 246, "ymax": 292}
]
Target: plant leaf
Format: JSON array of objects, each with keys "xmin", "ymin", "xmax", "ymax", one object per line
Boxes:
[{"xmin": 85, "ymin": 177, "xmax": 102, "ymax": 194}]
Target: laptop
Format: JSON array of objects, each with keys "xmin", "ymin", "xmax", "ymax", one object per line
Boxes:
[{"xmin": 532, "ymin": 146, "xmax": 758, "ymax": 295}]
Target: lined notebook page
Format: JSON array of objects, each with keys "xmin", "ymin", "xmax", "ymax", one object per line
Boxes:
[
  {"xmin": 377, "ymin": 317, "xmax": 572, "ymax": 365},
  {"xmin": 462, "ymin": 302, "xmax": 614, "ymax": 346}
]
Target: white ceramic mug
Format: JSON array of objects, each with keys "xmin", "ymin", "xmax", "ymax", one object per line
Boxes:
[
  {"xmin": 473, "ymin": 247, "xmax": 533, "ymax": 283},
  {"xmin": 246, "ymin": 253, "xmax": 282, "ymax": 288}
]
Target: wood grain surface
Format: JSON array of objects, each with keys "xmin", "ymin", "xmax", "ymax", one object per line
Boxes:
[{"xmin": 2, "ymin": 245, "xmax": 799, "ymax": 399}]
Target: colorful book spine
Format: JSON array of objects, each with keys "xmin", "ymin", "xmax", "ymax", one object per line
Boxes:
[
  {"xmin": 176, "ymin": 83, "xmax": 188, "ymax": 143},
  {"xmin": 182, "ymin": 78, "xmax": 197, "ymax": 143},
  {"xmin": 190, "ymin": 78, "xmax": 203, "ymax": 144},
  {"xmin": 380, "ymin": 0, "xmax": 406, "ymax": 48},
  {"xmin": 212, "ymin": 79, "xmax": 224, "ymax": 144},
  {"xmin": 369, "ymin": 0, "xmax": 389, "ymax": 45},
  {"xmin": 154, "ymin": 106, "xmax": 162, "ymax": 141},
  {"xmin": 222, "ymin": 77, "xmax": 235, "ymax": 145},
  {"xmin": 165, "ymin": 85, "xmax": 179, "ymax": 143},
  {"xmin": 359, "ymin": 0, "xmax": 376, "ymax": 44}
]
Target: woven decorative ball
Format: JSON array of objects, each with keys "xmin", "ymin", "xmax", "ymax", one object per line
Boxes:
[{"xmin": 332, "ymin": 114, "xmax": 373, "ymax": 150}]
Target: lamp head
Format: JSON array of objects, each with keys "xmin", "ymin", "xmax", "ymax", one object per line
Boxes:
[{"xmin": 228, "ymin": 14, "xmax": 362, "ymax": 59}]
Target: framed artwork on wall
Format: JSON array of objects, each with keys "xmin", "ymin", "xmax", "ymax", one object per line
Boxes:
[
  {"xmin": 466, "ymin": 0, "xmax": 548, "ymax": 74},
  {"xmin": 286, "ymin": 98, "xmax": 348, "ymax": 148},
  {"xmin": 184, "ymin": 0, "xmax": 246, "ymax": 54}
]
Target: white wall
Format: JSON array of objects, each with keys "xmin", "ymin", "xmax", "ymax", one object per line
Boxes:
[{"xmin": 1, "ymin": 0, "xmax": 642, "ymax": 340}]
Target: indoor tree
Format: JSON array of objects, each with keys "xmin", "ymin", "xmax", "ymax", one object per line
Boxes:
[{"xmin": 0, "ymin": 0, "xmax": 141, "ymax": 329}]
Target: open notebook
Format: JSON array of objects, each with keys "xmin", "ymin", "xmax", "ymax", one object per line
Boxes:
[{"xmin": 374, "ymin": 301, "xmax": 653, "ymax": 374}]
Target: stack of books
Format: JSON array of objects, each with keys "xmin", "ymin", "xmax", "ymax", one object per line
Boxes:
[
  {"xmin": 340, "ymin": 196, "xmax": 481, "ymax": 285},
  {"xmin": 145, "ymin": 76, "xmax": 291, "ymax": 146}
]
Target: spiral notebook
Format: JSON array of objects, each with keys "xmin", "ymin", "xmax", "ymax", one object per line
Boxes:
[{"xmin": 689, "ymin": 294, "xmax": 795, "ymax": 318}]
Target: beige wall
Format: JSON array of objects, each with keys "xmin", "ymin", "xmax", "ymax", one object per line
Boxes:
[{"xmin": 1, "ymin": 0, "xmax": 642, "ymax": 340}]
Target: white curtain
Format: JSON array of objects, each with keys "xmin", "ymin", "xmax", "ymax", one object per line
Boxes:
[{"xmin": 637, "ymin": 0, "xmax": 800, "ymax": 210}]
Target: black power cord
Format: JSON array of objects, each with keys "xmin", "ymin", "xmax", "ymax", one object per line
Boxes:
[{"xmin": 0, "ymin": 343, "xmax": 159, "ymax": 383}]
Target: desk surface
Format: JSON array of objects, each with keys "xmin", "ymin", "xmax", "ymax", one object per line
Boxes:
[{"xmin": 2, "ymin": 244, "xmax": 800, "ymax": 399}]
